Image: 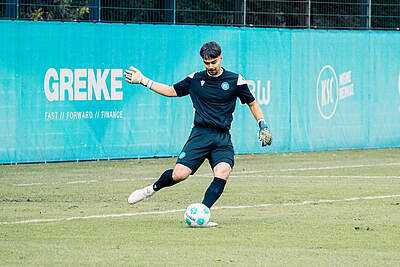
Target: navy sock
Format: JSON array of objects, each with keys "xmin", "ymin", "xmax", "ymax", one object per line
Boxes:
[
  {"xmin": 202, "ymin": 177, "xmax": 226, "ymax": 208},
  {"xmin": 153, "ymin": 169, "xmax": 177, "ymax": 191}
]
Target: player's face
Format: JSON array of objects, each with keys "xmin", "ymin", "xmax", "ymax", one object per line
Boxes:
[{"xmin": 203, "ymin": 56, "xmax": 223, "ymax": 76}]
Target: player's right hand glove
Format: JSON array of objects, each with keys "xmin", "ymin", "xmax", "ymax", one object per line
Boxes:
[
  {"xmin": 124, "ymin": 66, "xmax": 151, "ymax": 87},
  {"xmin": 258, "ymin": 119, "xmax": 272, "ymax": 147}
]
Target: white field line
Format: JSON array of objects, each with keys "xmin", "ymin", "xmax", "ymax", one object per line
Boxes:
[
  {"xmin": 1, "ymin": 194, "xmax": 399, "ymax": 225},
  {"xmin": 231, "ymin": 162, "xmax": 400, "ymax": 174},
  {"xmin": 13, "ymin": 174, "xmax": 400, "ymax": 187},
  {"xmin": 229, "ymin": 175, "xmax": 400, "ymax": 179},
  {"xmin": 13, "ymin": 182, "xmax": 48, "ymax": 186},
  {"xmin": 11, "ymin": 162, "xmax": 400, "ymax": 187},
  {"xmin": 66, "ymin": 180, "xmax": 98, "ymax": 184},
  {"xmin": 13, "ymin": 177, "xmax": 155, "ymax": 187}
]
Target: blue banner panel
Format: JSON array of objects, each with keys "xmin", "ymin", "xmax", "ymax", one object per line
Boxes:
[
  {"xmin": 232, "ymin": 28, "xmax": 291, "ymax": 154},
  {"xmin": 290, "ymin": 30, "xmax": 372, "ymax": 151},
  {"xmin": 0, "ymin": 21, "xmax": 399, "ymax": 163},
  {"xmin": 368, "ymin": 32, "xmax": 400, "ymax": 148},
  {"xmin": 0, "ymin": 22, "xmax": 286, "ymax": 163}
]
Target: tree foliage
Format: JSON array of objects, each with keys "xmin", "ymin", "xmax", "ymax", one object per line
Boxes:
[
  {"xmin": 1, "ymin": 0, "xmax": 399, "ymax": 30},
  {"xmin": 19, "ymin": 0, "xmax": 89, "ymax": 21}
]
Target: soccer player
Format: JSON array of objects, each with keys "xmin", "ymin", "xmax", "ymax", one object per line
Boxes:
[{"xmin": 124, "ymin": 41, "xmax": 271, "ymax": 226}]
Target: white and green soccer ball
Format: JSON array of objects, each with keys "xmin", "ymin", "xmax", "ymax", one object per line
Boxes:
[{"xmin": 184, "ymin": 203, "xmax": 210, "ymax": 227}]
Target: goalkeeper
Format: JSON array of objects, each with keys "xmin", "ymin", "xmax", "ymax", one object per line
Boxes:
[{"xmin": 124, "ymin": 41, "xmax": 271, "ymax": 225}]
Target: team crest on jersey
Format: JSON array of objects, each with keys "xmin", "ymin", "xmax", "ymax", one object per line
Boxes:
[
  {"xmin": 221, "ymin": 82, "xmax": 230, "ymax": 90},
  {"xmin": 201, "ymin": 80, "xmax": 205, "ymax": 86}
]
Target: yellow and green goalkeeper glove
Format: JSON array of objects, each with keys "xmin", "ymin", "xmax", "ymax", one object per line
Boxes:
[{"xmin": 258, "ymin": 119, "xmax": 272, "ymax": 147}]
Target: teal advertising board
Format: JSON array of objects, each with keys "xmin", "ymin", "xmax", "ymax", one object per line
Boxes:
[{"xmin": 0, "ymin": 21, "xmax": 399, "ymax": 163}]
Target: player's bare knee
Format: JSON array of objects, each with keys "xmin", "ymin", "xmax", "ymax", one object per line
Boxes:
[
  {"xmin": 172, "ymin": 172, "xmax": 188, "ymax": 182},
  {"xmin": 213, "ymin": 162, "xmax": 232, "ymax": 180},
  {"xmin": 172, "ymin": 164, "xmax": 191, "ymax": 182}
]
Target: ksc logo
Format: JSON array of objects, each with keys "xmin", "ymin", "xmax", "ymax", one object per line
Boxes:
[{"xmin": 316, "ymin": 65, "xmax": 339, "ymax": 119}]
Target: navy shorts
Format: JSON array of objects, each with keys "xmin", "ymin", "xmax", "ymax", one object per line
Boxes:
[{"xmin": 176, "ymin": 126, "xmax": 234, "ymax": 174}]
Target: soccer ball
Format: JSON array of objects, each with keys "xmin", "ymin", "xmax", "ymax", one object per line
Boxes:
[{"xmin": 184, "ymin": 203, "xmax": 210, "ymax": 227}]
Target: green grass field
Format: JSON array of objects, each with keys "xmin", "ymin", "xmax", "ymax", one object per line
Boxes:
[{"xmin": 1, "ymin": 148, "xmax": 400, "ymax": 266}]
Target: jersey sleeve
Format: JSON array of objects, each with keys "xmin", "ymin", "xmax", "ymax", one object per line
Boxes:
[
  {"xmin": 237, "ymin": 74, "xmax": 255, "ymax": 104},
  {"xmin": 173, "ymin": 75, "xmax": 192, "ymax": 97}
]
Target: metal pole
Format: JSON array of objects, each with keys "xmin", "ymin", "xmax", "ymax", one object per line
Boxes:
[
  {"xmin": 368, "ymin": 0, "xmax": 371, "ymax": 29},
  {"xmin": 174, "ymin": 0, "xmax": 176, "ymax": 24},
  {"xmin": 98, "ymin": 0, "xmax": 101, "ymax": 22},
  {"xmin": 308, "ymin": 0, "xmax": 311, "ymax": 29},
  {"xmin": 243, "ymin": 0, "xmax": 246, "ymax": 26}
]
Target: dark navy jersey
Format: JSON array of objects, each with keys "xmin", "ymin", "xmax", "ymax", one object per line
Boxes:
[{"xmin": 173, "ymin": 68, "xmax": 255, "ymax": 131}]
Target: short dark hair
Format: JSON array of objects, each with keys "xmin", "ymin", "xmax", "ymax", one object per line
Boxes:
[{"xmin": 200, "ymin": 41, "xmax": 221, "ymax": 59}]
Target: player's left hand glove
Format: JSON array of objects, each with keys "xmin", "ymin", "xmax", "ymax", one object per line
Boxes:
[
  {"xmin": 124, "ymin": 66, "xmax": 151, "ymax": 86},
  {"xmin": 258, "ymin": 119, "xmax": 272, "ymax": 147}
]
